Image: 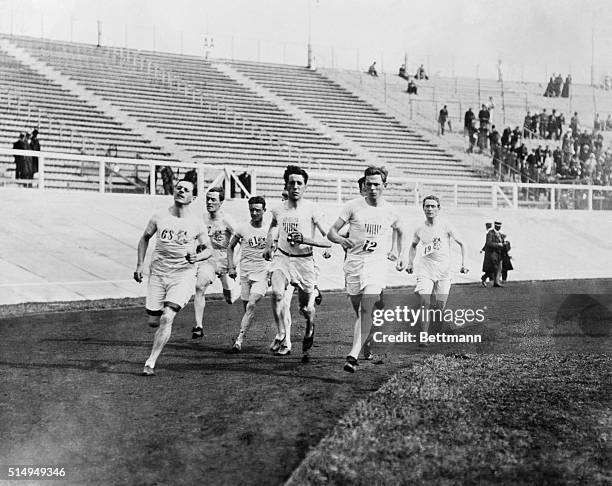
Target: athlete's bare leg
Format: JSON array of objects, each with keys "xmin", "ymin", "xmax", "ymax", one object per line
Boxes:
[
  {"xmin": 348, "ymin": 293, "xmax": 379, "ymax": 359},
  {"xmin": 233, "ymin": 292, "xmax": 265, "ymax": 349},
  {"xmin": 144, "ymin": 307, "xmax": 178, "ymax": 370},
  {"xmin": 270, "ymin": 271, "xmax": 291, "ymax": 351},
  {"xmin": 299, "ymin": 288, "xmax": 316, "ymax": 359}
]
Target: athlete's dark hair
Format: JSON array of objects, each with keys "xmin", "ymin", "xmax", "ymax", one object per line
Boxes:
[
  {"xmin": 248, "ymin": 195, "xmax": 266, "ymax": 209},
  {"xmin": 176, "ymin": 178, "xmax": 195, "ymax": 190},
  {"xmin": 364, "ymin": 165, "xmax": 388, "ymax": 183},
  {"xmin": 207, "ymin": 186, "xmax": 225, "ymax": 202},
  {"xmin": 283, "ymin": 165, "xmax": 309, "ymax": 184},
  {"xmin": 422, "ymin": 195, "xmax": 441, "ymax": 208},
  {"xmin": 357, "ymin": 176, "xmax": 366, "ymax": 191}
]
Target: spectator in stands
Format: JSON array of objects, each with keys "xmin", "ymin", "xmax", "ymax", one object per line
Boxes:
[
  {"xmin": 438, "ymin": 105, "xmax": 449, "ymax": 135},
  {"xmin": 543, "ymin": 76, "xmax": 555, "ymax": 97},
  {"xmin": 485, "ymin": 96, "xmax": 495, "ymax": 112},
  {"xmin": 406, "ymin": 77, "xmax": 418, "ymax": 94},
  {"xmin": 561, "ymin": 75, "xmax": 572, "ymax": 98},
  {"xmin": 464, "ymin": 108, "xmax": 475, "ymax": 136},
  {"xmin": 501, "ymin": 126, "xmax": 512, "ymax": 149},
  {"xmin": 478, "ymin": 104, "xmax": 491, "ymax": 151},
  {"xmin": 12, "ymin": 133, "xmax": 27, "ymax": 180},
  {"xmin": 367, "ymin": 62, "xmax": 378, "ymax": 77},
  {"xmin": 530, "ymin": 112, "xmax": 539, "ymax": 138},
  {"xmin": 415, "ymin": 64, "xmax": 428, "ymax": 80},
  {"xmin": 489, "ymin": 125, "xmax": 501, "ymax": 171},
  {"xmin": 466, "ymin": 120, "xmax": 478, "ymax": 154},
  {"xmin": 523, "ymin": 112, "xmax": 532, "ymax": 138},
  {"xmin": 398, "ymin": 64, "xmax": 408, "ymax": 80},
  {"xmin": 22, "ymin": 132, "xmax": 34, "ymax": 180},
  {"xmin": 539, "ymin": 109, "xmax": 548, "ymax": 138},
  {"xmin": 554, "ymin": 74, "xmax": 563, "ymax": 97},
  {"xmin": 570, "ymin": 112, "xmax": 580, "ymax": 137},
  {"xmin": 156, "ymin": 166, "xmax": 175, "ymax": 195},
  {"xmin": 30, "ymin": 129, "xmax": 40, "ymax": 176},
  {"xmin": 594, "ymin": 113, "xmax": 603, "ymax": 133}
]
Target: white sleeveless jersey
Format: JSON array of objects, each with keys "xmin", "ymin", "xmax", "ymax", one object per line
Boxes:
[
  {"xmin": 339, "ymin": 198, "xmax": 400, "ymax": 268},
  {"xmin": 203, "ymin": 211, "xmax": 235, "ymax": 251},
  {"xmin": 234, "ymin": 222, "xmax": 269, "ymax": 276},
  {"xmin": 413, "ymin": 219, "xmax": 455, "ymax": 280},
  {"xmin": 150, "ymin": 209, "xmax": 207, "ymax": 276},
  {"xmin": 271, "ymin": 200, "xmax": 319, "ymax": 256}
]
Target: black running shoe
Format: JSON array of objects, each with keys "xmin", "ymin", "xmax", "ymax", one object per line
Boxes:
[
  {"xmin": 191, "ymin": 327, "xmax": 203, "ymax": 339},
  {"xmin": 343, "ymin": 355, "xmax": 358, "ymax": 373},
  {"xmin": 302, "ymin": 323, "xmax": 315, "ymax": 352},
  {"xmin": 314, "ymin": 287, "xmax": 322, "ymax": 306}
]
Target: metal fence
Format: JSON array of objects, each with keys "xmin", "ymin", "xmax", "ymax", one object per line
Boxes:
[{"xmin": 2, "ymin": 148, "xmax": 612, "ymax": 210}]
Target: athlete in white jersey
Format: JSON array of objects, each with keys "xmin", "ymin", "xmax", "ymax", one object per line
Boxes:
[
  {"xmin": 407, "ymin": 195, "xmax": 467, "ymax": 343},
  {"xmin": 328, "ymin": 166, "xmax": 405, "ymax": 373},
  {"xmin": 263, "ymin": 165, "xmax": 331, "ymax": 363},
  {"xmin": 226, "ymin": 196, "xmax": 270, "ymax": 352},
  {"xmin": 192, "ymin": 186, "xmax": 236, "ymax": 340},
  {"xmin": 134, "ymin": 179, "xmax": 212, "ymax": 376}
]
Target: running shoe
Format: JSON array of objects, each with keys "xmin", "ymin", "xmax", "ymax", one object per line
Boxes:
[
  {"xmin": 270, "ymin": 336, "xmax": 284, "ymax": 352},
  {"xmin": 314, "ymin": 287, "xmax": 322, "ymax": 306},
  {"xmin": 142, "ymin": 365, "xmax": 155, "ymax": 376},
  {"xmin": 343, "ymin": 356, "xmax": 358, "ymax": 373}
]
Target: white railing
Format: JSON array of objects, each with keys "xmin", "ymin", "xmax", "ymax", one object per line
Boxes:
[{"xmin": 1, "ymin": 148, "xmax": 612, "ymax": 210}]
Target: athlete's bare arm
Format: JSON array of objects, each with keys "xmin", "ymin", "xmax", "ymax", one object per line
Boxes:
[
  {"xmin": 263, "ymin": 215, "xmax": 279, "ymax": 261},
  {"xmin": 187, "ymin": 231, "xmax": 213, "ymax": 265},
  {"xmin": 449, "ymin": 229, "xmax": 468, "ymax": 273},
  {"xmin": 314, "ymin": 219, "xmax": 332, "ymax": 258},
  {"xmin": 134, "ymin": 217, "xmax": 158, "ymax": 283},
  {"xmin": 288, "ymin": 232, "xmax": 332, "ymax": 249},
  {"xmin": 392, "ymin": 221, "xmax": 405, "ymax": 271},
  {"xmin": 226, "ymin": 234, "xmax": 241, "ymax": 279},
  {"xmin": 406, "ymin": 231, "xmax": 420, "ymax": 274},
  {"xmin": 327, "ymin": 217, "xmax": 355, "ymax": 251}
]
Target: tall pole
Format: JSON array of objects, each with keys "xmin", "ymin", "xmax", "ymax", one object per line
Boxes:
[
  {"xmin": 590, "ymin": 14, "xmax": 595, "ymax": 86},
  {"xmin": 307, "ymin": 0, "xmax": 313, "ymax": 68},
  {"xmin": 97, "ymin": 20, "xmax": 101, "ymax": 47}
]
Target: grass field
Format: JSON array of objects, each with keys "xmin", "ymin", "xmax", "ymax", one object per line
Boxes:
[{"xmin": 0, "ymin": 279, "xmax": 610, "ymax": 486}]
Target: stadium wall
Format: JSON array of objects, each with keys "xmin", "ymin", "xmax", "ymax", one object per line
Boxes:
[{"xmin": 1, "ymin": 188, "xmax": 610, "ymax": 306}]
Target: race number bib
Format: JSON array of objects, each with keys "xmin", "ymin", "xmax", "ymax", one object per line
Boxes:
[
  {"xmin": 422, "ymin": 243, "xmax": 437, "ymax": 257},
  {"xmin": 362, "ymin": 239, "xmax": 377, "ymax": 252},
  {"xmin": 422, "ymin": 237, "xmax": 441, "ymax": 257}
]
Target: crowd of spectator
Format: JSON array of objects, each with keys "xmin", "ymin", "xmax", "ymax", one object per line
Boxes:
[
  {"xmin": 12, "ymin": 129, "xmax": 41, "ymax": 182},
  {"xmin": 543, "ymin": 74, "xmax": 571, "ymax": 98},
  {"xmin": 463, "ymin": 103, "xmax": 495, "ymax": 153},
  {"xmin": 488, "ymin": 110, "xmax": 612, "ymax": 186}
]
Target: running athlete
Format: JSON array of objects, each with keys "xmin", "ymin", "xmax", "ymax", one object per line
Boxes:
[
  {"xmin": 263, "ymin": 165, "xmax": 331, "ymax": 363},
  {"xmin": 406, "ymin": 195, "xmax": 467, "ymax": 344},
  {"xmin": 226, "ymin": 196, "xmax": 270, "ymax": 352},
  {"xmin": 134, "ymin": 179, "xmax": 212, "ymax": 376},
  {"xmin": 328, "ymin": 166, "xmax": 405, "ymax": 373},
  {"xmin": 192, "ymin": 186, "xmax": 236, "ymax": 339}
]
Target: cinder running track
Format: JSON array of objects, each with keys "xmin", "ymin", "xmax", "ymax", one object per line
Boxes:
[{"xmin": 1, "ymin": 279, "xmax": 610, "ymax": 486}]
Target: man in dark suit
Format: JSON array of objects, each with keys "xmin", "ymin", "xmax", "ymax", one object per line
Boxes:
[
  {"xmin": 499, "ymin": 228, "xmax": 513, "ymax": 283},
  {"xmin": 30, "ymin": 129, "xmax": 41, "ymax": 175},
  {"xmin": 481, "ymin": 221, "xmax": 505, "ymax": 287},
  {"xmin": 12, "ymin": 132, "xmax": 27, "ymax": 180}
]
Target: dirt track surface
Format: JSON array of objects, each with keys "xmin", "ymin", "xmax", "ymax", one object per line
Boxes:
[{"xmin": 1, "ymin": 279, "xmax": 611, "ymax": 486}]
